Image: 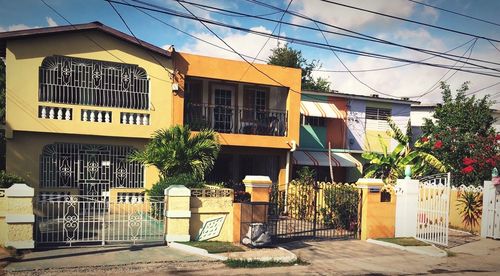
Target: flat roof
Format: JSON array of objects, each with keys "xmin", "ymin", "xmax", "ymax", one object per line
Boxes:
[
  {"xmin": 302, "ymin": 90, "xmax": 421, "ymax": 105},
  {"xmin": 0, "ymin": 21, "xmax": 172, "ymax": 58}
]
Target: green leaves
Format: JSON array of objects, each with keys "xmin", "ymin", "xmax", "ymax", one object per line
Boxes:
[
  {"xmin": 132, "ymin": 125, "xmax": 220, "ymax": 180},
  {"xmin": 362, "ymin": 119, "xmax": 446, "ymax": 184},
  {"xmin": 267, "ymin": 44, "xmax": 330, "ymax": 92},
  {"xmin": 421, "ymin": 81, "xmax": 497, "ymax": 187}
]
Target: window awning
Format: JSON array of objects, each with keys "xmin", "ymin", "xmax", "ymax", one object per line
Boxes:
[
  {"xmin": 292, "ymin": 150, "xmax": 362, "ymax": 168},
  {"xmin": 300, "ymin": 101, "xmax": 345, "ymax": 119}
]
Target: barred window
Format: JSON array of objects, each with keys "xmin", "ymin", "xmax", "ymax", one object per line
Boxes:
[
  {"xmin": 365, "ymin": 107, "xmax": 391, "ymax": 130},
  {"xmin": 365, "ymin": 107, "xmax": 391, "ymax": 120},
  {"xmin": 39, "ymin": 55, "xmax": 149, "ymax": 110}
]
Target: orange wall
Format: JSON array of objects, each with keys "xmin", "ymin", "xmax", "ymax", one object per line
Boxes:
[
  {"xmin": 173, "ymin": 52, "xmax": 302, "ymax": 149},
  {"xmin": 327, "ymin": 97, "xmax": 348, "ymax": 149}
]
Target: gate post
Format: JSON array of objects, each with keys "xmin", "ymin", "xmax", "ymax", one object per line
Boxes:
[
  {"xmin": 395, "ymin": 178, "xmax": 419, "ymax": 237},
  {"xmin": 2, "ymin": 184, "xmax": 35, "ymax": 249},
  {"xmin": 357, "ymin": 179, "xmax": 396, "ymax": 240},
  {"xmin": 243, "ymin": 175, "xmax": 272, "ymax": 202},
  {"xmin": 164, "ymin": 185, "xmax": 191, "ymax": 242}
]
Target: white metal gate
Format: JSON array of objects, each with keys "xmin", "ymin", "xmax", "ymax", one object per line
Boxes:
[
  {"xmin": 481, "ymin": 181, "xmax": 500, "ymax": 239},
  {"xmin": 35, "ymin": 194, "xmax": 165, "ymax": 246},
  {"xmin": 416, "ymin": 173, "xmax": 451, "ymax": 246}
]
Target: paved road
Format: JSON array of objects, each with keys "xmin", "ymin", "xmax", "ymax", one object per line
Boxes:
[{"xmin": 5, "ymin": 238, "xmax": 500, "ymax": 275}]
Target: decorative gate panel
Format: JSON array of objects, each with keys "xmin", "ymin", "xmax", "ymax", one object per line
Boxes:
[
  {"xmin": 416, "ymin": 173, "xmax": 451, "ymax": 246},
  {"xmin": 35, "ymin": 195, "xmax": 165, "ymax": 246},
  {"xmin": 270, "ymin": 182, "xmax": 360, "ymax": 242}
]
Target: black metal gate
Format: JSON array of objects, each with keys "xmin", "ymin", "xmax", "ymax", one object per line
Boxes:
[{"xmin": 269, "ymin": 182, "xmax": 361, "ymax": 242}]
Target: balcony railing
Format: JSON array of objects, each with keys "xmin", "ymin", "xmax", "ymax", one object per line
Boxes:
[{"xmin": 185, "ymin": 103, "xmax": 287, "ymax": 136}]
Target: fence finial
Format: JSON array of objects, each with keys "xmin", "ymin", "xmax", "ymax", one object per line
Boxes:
[{"xmin": 404, "ymin": 165, "xmax": 412, "ymax": 179}]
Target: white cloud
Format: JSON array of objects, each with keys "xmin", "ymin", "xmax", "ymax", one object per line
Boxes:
[
  {"xmin": 0, "ymin": 17, "xmax": 58, "ymax": 32},
  {"xmin": 0, "ymin": 24, "xmax": 33, "ymax": 32},
  {"xmin": 46, "ymin": 17, "xmax": 58, "ymax": 27},
  {"xmin": 312, "ymin": 28, "xmax": 500, "ymax": 109},
  {"xmin": 178, "ymin": 26, "xmax": 279, "ymax": 62},
  {"xmin": 290, "ymin": 0, "xmax": 415, "ymax": 30}
]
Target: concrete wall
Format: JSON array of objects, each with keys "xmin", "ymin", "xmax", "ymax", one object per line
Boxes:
[
  {"xmin": 189, "ymin": 191, "xmax": 234, "ymax": 242},
  {"xmin": 5, "ymin": 30, "xmax": 174, "ymax": 139},
  {"xmin": 7, "ymin": 131, "xmax": 160, "ymax": 191}
]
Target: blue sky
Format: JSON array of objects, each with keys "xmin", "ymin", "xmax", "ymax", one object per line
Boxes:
[{"xmin": 1, "ymin": 0, "xmax": 499, "ymax": 108}]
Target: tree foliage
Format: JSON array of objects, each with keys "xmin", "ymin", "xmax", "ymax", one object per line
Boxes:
[
  {"xmin": 362, "ymin": 118, "xmax": 446, "ymax": 184},
  {"xmin": 422, "ymin": 82, "xmax": 499, "ymax": 186},
  {"xmin": 132, "ymin": 125, "xmax": 220, "ymax": 180},
  {"xmin": 267, "ymin": 44, "xmax": 331, "ymax": 92}
]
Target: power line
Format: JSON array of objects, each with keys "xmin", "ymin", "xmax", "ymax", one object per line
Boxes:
[
  {"xmin": 128, "ymin": 1, "xmax": 269, "ymax": 63},
  {"xmin": 319, "ymin": 0, "xmax": 500, "ymax": 43},
  {"xmin": 416, "ymin": 38, "xmax": 478, "ymax": 100},
  {"xmin": 107, "ymin": 0, "xmax": 173, "ymax": 77},
  {"xmin": 39, "ymin": 0, "xmax": 172, "ymax": 83},
  {"xmin": 408, "ymin": 0, "xmax": 500, "ymax": 28},
  {"xmin": 173, "ymin": 0, "xmax": 302, "ymax": 95},
  {"xmin": 111, "ymin": 0, "xmax": 500, "ymax": 78},
  {"xmin": 238, "ymin": 0, "xmax": 294, "ymax": 81},
  {"xmin": 175, "ymin": 0, "xmax": 500, "ymax": 71}
]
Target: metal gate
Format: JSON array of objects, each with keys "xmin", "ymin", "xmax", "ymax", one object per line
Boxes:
[
  {"xmin": 416, "ymin": 173, "xmax": 451, "ymax": 246},
  {"xmin": 35, "ymin": 194, "xmax": 165, "ymax": 246},
  {"xmin": 270, "ymin": 182, "xmax": 360, "ymax": 242},
  {"xmin": 481, "ymin": 180, "xmax": 500, "ymax": 239}
]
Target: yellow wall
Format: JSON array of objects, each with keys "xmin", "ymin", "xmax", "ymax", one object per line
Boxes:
[
  {"xmin": 6, "ymin": 131, "xmax": 159, "ymax": 191},
  {"xmin": 365, "ymin": 130, "xmax": 392, "ymax": 153},
  {"xmin": 5, "ymin": 30, "xmax": 174, "ymax": 139},
  {"xmin": 174, "ymin": 52, "xmax": 302, "ymax": 149},
  {"xmin": 449, "ymin": 189, "xmax": 482, "ymax": 233},
  {"xmin": 190, "ymin": 195, "xmax": 234, "ymax": 242},
  {"xmin": 358, "ymin": 180, "xmax": 396, "ymax": 240}
]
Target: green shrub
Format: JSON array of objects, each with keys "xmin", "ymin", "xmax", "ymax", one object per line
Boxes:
[
  {"xmin": 0, "ymin": 171, "xmax": 24, "ymax": 188},
  {"xmin": 322, "ymin": 185, "xmax": 359, "ymax": 230},
  {"xmin": 147, "ymin": 173, "xmax": 204, "ymax": 198}
]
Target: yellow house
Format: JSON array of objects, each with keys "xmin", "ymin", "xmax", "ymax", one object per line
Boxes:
[{"xmin": 0, "ymin": 22, "xmax": 301, "ymax": 197}]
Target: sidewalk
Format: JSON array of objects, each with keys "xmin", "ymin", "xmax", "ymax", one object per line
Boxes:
[{"xmin": 5, "ymin": 243, "xmax": 210, "ymax": 273}]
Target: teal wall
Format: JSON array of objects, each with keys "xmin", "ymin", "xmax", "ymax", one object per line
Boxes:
[{"xmin": 299, "ymin": 125, "xmax": 326, "ymax": 148}]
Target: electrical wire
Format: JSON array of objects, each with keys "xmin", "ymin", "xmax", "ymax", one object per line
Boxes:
[
  {"xmin": 109, "ymin": 0, "xmax": 500, "ymax": 78},
  {"xmin": 319, "ymin": 0, "xmax": 500, "ymax": 43},
  {"xmin": 408, "ymin": 0, "xmax": 500, "ymax": 28},
  {"xmin": 173, "ymin": 0, "xmax": 500, "ymax": 71}
]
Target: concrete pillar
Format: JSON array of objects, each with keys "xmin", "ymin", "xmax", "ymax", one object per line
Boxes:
[
  {"xmin": 243, "ymin": 175, "xmax": 272, "ymax": 202},
  {"xmin": 5, "ymin": 184, "xmax": 35, "ymax": 249},
  {"xmin": 357, "ymin": 178, "xmax": 396, "ymax": 240},
  {"xmin": 164, "ymin": 185, "xmax": 191, "ymax": 242},
  {"xmin": 395, "ymin": 178, "xmax": 419, "ymax": 237}
]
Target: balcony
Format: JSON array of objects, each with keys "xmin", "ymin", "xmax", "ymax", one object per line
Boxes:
[{"xmin": 185, "ymin": 103, "xmax": 287, "ymax": 136}]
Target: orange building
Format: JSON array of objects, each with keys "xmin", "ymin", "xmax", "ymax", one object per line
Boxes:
[{"xmin": 173, "ymin": 52, "xmax": 301, "ymax": 187}]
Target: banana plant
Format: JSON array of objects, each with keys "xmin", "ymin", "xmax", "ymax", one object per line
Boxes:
[{"xmin": 362, "ymin": 118, "xmax": 446, "ymax": 184}]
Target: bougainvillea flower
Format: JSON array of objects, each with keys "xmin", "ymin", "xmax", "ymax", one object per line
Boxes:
[
  {"xmin": 433, "ymin": 140, "xmax": 443, "ymax": 149},
  {"xmin": 462, "ymin": 157, "xmax": 476, "ymax": 165},
  {"xmin": 420, "ymin": 137, "xmax": 429, "ymax": 142},
  {"xmin": 461, "ymin": 166, "xmax": 474, "ymax": 174}
]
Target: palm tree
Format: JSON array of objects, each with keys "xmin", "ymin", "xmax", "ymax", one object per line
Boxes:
[
  {"xmin": 132, "ymin": 125, "xmax": 220, "ymax": 180},
  {"xmin": 362, "ymin": 118, "xmax": 446, "ymax": 184}
]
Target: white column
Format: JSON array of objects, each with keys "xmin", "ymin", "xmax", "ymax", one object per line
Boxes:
[{"xmin": 395, "ymin": 178, "xmax": 419, "ymax": 237}]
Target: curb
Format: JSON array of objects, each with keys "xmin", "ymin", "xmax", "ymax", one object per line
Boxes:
[
  {"xmin": 367, "ymin": 239, "xmax": 447, "ymax": 257},
  {"xmin": 228, "ymin": 247, "xmax": 297, "ymax": 263},
  {"xmin": 168, "ymin": 242, "xmax": 228, "ymax": 261}
]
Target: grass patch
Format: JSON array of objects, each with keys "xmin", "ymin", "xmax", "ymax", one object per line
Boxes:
[
  {"xmin": 224, "ymin": 258, "xmax": 309, "ymax": 268},
  {"xmin": 180, "ymin": 241, "xmax": 245, "ymax": 254},
  {"xmin": 445, "ymin": 249, "xmax": 457, "ymax": 257},
  {"xmin": 377, "ymin": 237, "xmax": 429, "ymax": 246}
]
